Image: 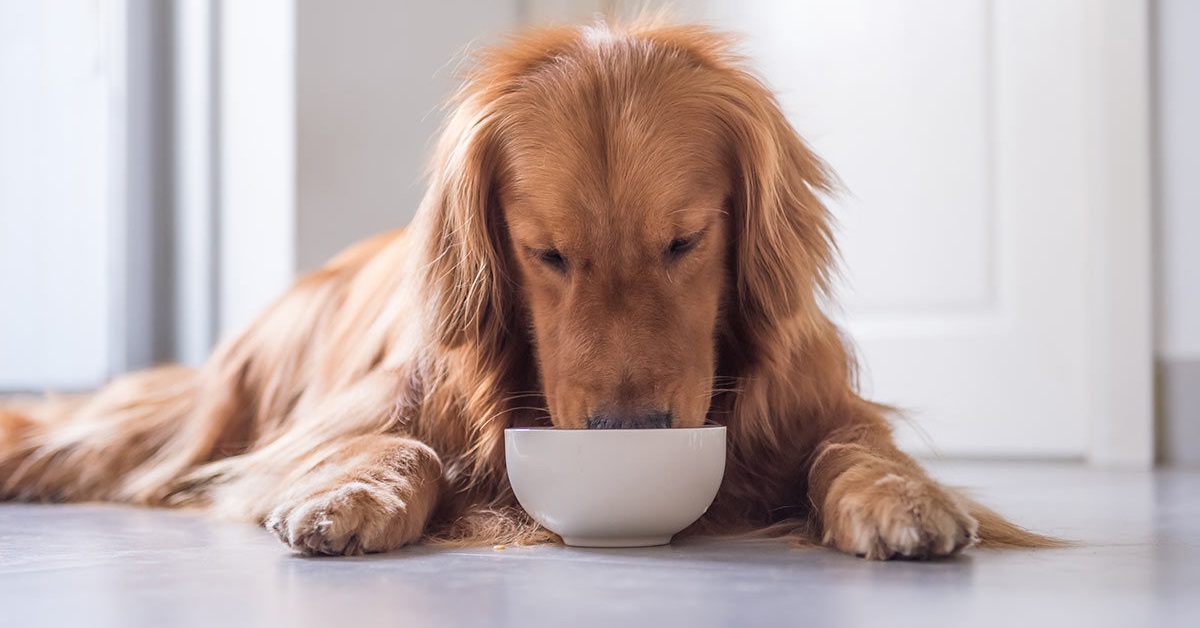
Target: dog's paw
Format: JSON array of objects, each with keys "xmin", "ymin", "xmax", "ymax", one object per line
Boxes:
[
  {"xmin": 823, "ymin": 472, "xmax": 978, "ymax": 560},
  {"xmin": 265, "ymin": 481, "xmax": 423, "ymax": 556}
]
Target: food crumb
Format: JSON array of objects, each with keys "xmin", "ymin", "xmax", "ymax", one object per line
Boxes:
[{"xmin": 493, "ymin": 545, "xmax": 507, "ymax": 551}]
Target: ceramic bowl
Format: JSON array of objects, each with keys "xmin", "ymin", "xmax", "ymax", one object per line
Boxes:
[{"xmin": 504, "ymin": 426, "xmax": 726, "ymax": 547}]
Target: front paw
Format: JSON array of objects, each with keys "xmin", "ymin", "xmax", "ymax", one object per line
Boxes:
[
  {"xmin": 823, "ymin": 472, "xmax": 978, "ymax": 560},
  {"xmin": 265, "ymin": 481, "xmax": 424, "ymax": 556}
]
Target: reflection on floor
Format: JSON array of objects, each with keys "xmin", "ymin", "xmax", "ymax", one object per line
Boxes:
[{"xmin": 1, "ymin": 462, "xmax": 1196, "ymax": 628}]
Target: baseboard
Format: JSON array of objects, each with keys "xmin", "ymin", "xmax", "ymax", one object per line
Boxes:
[{"xmin": 1157, "ymin": 358, "xmax": 1200, "ymax": 467}]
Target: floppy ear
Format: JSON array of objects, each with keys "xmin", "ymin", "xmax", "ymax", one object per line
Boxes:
[
  {"xmin": 714, "ymin": 73, "xmax": 838, "ymax": 343},
  {"xmin": 418, "ymin": 92, "xmax": 513, "ymax": 349}
]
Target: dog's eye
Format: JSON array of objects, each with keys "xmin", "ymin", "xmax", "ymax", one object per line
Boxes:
[
  {"xmin": 666, "ymin": 233, "xmax": 701, "ymax": 260},
  {"xmin": 536, "ymin": 248, "xmax": 568, "ymax": 273}
]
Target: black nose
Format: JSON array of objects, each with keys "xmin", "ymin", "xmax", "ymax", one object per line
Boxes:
[{"xmin": 586, "ymin": 411, "xmax": 673, "ymax": 430}]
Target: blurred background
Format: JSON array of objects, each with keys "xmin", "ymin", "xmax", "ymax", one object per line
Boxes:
[{"xmin": 0, "ymin": 0, "xmax": 1193, "ymax": 467}]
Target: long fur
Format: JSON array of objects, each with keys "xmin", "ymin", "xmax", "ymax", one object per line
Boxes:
[{"xmin": 0, "ymin": 19, "xmax": 1062, "ymax": 558}]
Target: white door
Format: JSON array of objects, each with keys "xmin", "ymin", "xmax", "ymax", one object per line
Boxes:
[{"xmin": 686, "ymin": 0, "xmax": 1153, "ymax": 463}]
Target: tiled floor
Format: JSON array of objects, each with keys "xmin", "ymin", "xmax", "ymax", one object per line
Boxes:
[{"xmin": 1, "ymin": 462, "xmax": 1196, "ymax": 628}]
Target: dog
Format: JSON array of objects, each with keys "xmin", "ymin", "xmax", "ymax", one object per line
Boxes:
[{"xmin": 0, "ymin": 20, "xmax": 1056, "ymax": 559}]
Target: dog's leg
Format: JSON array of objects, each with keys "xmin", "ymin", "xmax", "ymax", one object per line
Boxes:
[
  {"xmin": 805, "ymin": 406, "xmax": 978, "ymax": 560},
  {"xmin": 259, "ymin": 434, "xmax": 443, "ymax": 556},
  {"xmin": 169, "ymin": 370, "xmax": 443, "ymax": 556}
]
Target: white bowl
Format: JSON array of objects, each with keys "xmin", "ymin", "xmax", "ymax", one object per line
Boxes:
[{"xmin": 504, "ymin": 426, "xmax": 726, "ymax": 547}]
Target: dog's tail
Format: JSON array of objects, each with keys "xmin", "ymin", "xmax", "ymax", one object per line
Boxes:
[
  {"xmin": 0, "ymin": 365, "xmax": 221, "ymax": 504},
  {"xmin": 964, "ymin": 495, "xmax": 1072, "ymax": 548}
]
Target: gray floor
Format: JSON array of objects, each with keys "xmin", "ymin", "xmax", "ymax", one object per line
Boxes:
[{"xmin": 1, "ymin": 462, "xmax": 1197, "ymax": 628}]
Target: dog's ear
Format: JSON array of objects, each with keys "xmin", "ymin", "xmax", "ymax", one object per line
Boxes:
[
  {"xmin": 418, "ymin": 91, "xmax": 513, "ymax": 349},
  {"xmin": 713, "ymin": 71, "xmax": 839, "ymax": 343}
]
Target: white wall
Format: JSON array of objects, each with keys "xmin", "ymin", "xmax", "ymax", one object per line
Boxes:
[
  {"xmin": 1155, "ymin": 0, "xmax": 1200, "ymax": 466},
  {"xmin": 1157, "ymin": 0, "xmax": 1200, "ymax": 363},
  {"xmin": 215, "ymin": 0, "xmax": 523, "ymax": 337},
  {"xmin": 294, "ymin": 0, "xmax": 521, "ymax": 272}
]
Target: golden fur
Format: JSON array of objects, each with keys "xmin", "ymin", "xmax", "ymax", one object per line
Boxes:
[{"xmin": 0, "ymin": 20, "xmax": 1060, "ymax": 558}]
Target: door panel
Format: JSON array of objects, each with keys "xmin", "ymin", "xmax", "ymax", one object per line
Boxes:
[{"xmin": 0, "ymin": 1, "xmax": 113, "ymax": 390}]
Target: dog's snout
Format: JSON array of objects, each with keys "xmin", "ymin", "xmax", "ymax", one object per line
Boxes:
[{"xmin": 586, "ymin": 411, "xmax": 673, "ymax": 430}]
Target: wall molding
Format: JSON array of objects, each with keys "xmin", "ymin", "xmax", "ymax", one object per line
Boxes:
[{"xmin": 1157, "ymin": 359, "xmax": 1200, "ymax": 467}]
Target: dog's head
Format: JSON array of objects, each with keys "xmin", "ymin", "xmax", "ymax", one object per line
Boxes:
[{"xmin": 421, "ymin": 22, "xmax": 835, "ymax": 430}]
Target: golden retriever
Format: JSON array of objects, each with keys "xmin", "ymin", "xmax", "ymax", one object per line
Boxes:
[{"xmin": 0, "ymin": 20, "xmax": 1056, "ymax": 558}]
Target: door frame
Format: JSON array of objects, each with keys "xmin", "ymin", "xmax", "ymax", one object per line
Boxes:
[{"xmin": 1081, "ymin": 0, "xmax": 1154, "ymax": 468}]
